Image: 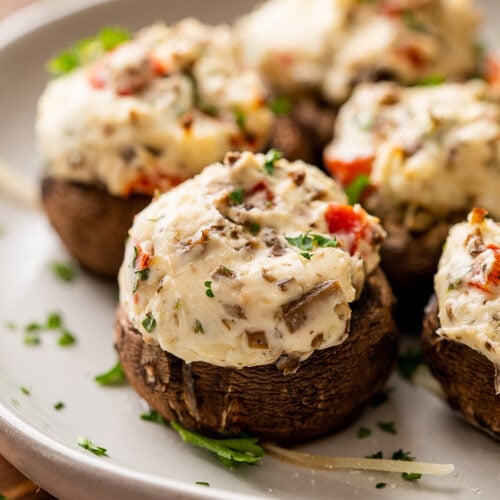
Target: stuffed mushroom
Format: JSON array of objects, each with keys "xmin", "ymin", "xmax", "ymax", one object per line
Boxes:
[
  {"xmin": 237, "ymin": 0, "xmax": 479, "ymax": 163},
  {"xmin": 324, "ymin": 80, "xmax": 500, "ymax": 321},
  {"xmin": 422, "ymin": 208, "xmax": 500, "ymax": 439},
  {"xmin": 37, "ymin": 20, "xmax": 274, "ymax": 277},
  {"xmin": 115, "ymin": 151, "xmax": 398, "ymax": 442}
]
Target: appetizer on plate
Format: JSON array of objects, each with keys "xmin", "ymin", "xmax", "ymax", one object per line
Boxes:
[
  {"xmin": 36, "ymin": 20, "xmax": 274, "ymax": 277},
  {"xmin": 115, "ymin": 151, "xmax": 398, "ymax": 442},
  {"xmin": 324, "ymin": 80, "xmax": 500, "ymax": 319},
  {"xmin": 237, "ymin": 0, "xmax": 479, "ymax": 163},
  {"xmin": 422, "ymin": 208, "xmax": 500, "ymax": 439}
]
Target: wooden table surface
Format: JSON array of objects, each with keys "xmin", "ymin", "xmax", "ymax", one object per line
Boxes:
[{"xmin": 0, "ymin": 4, "xmax": 56, "ymax": 500}]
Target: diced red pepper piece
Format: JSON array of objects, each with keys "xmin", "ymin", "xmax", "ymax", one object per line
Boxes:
[
  {"xmin": 395, "ymin": 44, "xmax": 427, "ymax": 69},
  {"xmin": 134, "ymin": 243, "xmax": 150, "ymax": 271},
  {"xmin": 325, "ymin": 203, "xmax": 364, "ymax": 235},
  {"xmin": 486, "ymin": 51, "xmax": 500, "ymax": 87},
  {"xmin": 469, "ymin": 244, "xmax": 500, "ymax": 293},
  {"xmin": 123, "ymin": 172, "xmax": 185, "ymax": 197},
  {"xmin": 324, "ymin": 156, "xmax": 374, "ymax": 186}
]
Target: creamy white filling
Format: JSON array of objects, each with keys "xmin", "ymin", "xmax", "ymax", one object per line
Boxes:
[
  {"xmin": 237, "ymin": 0, "xmax": 479, "ymax": 102},
  {"xmin": 36, "ymin": 20, "xmax": 273, "ymax": 196},
  {"xmin": 118, "ymin": 152, "xmax": 384, "ymax": 368},
  {"xmin": 435, "ymin": 209, "xmax": 500, "ymax": 367},
  {"xmin": 325, "ymin": 80, "xmax": 500, "ymax": 220}
]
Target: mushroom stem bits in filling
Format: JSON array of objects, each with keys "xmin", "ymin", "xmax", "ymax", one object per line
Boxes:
[
  {"xmin": 118, "ymin": 152, "xmax": 386, "ymax": 369},
  {"xmin": 423, "ymin": 208, "xmax": 500, "ymax": 438},
  {"xmin": 37, "ymin": 19, "xmax": 274, "ymax": 197}
]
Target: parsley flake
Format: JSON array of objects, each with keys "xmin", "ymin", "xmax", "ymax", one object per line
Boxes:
[
  {"xmin": 47, "ymin": 27, "xmax": 130, "ymax": 77},
  {"xmin": 366, "ymin": 451, "xmax": 383, "ymax": 459},
  {"xmin": 142, "ymin": 314, "xmax": 157, "ymax": 333},
  {"xmin": 132, "ymin": 268, "xmax": 150, "ymax": 294},
  {"xmin": 263, "ymin": 149, "xmax": 283, "ymax": 175},
  {"xmin": 392, "ymin": 449, "xmax": 422, "ymax": 481},
  {"xmin": 54, "ymin": 401, "xmax": 65, "ymax": 411},
  {"xmin": 378, "ymin": 421, "xmax": 397, "ymax": 435},
  {"xmin": 94, "ymin": 361, "xmax": 126, "ymax": 386},
  {"xmin": 417, "ymin": 74, "xmax": 445, "ymax": 86},
  {"xmin": 50, "ymin": 260, "xmax": 76, "ymax": 282},
  {"xmin": 195, "ymin": 481, "xmax": 210, "ymax": 487},
  {"xmin": 269, "ymin": 96, "xmax": 292, "ymax": 115},
  {"xmin": 193, "ymin": 320, "xmax": 204, "ymax": 334},
  {"xmin": 357, "ymin": 427, "xmax": 372, "ymax": 439},
  {"xmin": 300, "ymin": 252, "xmax": 312, "ymax": 260},
  {"xmin": 5, "ymin": 321, "xmax": 17, "ymax": 331},
  {"xmin": 370, "ymin": 386, "xmax": 393, "ymax": 408},
  {"xmin": 171, "ymin": 421, "xmax": 264, "ymax": 467},
  {"xmin": 77, "ymin": 436, "xmax": 108, "ymax": 457},
  {"xmin": 140, "ymin": 409, "xmax": 166, "ymax": 424},
  {"xmin": 285, "ymin": 232, "xmax": 338, "ymax": 258},
  {"xmin": 397, "ymin": 346, "xmax": 424, "ymax": 380},
  {"xmin": 248, "ymin": 222, "xmax": 261, "ymax": 235},
  {"xmin": 345, "ymin": 174, "xmax": 370, "ymax": 205},
  {"xmin": 20, "ymin": 386, "xmax": 30, "ymax": 396},
  {"xmin": 228, "ymin": 188, "xmax": 244, "ymax": 206},
  {"xmin": 402, "ymin": 472, "xmax": 422, "ymax": 481},
  {"xmin": 58, "ymin": 330, "xmax": 76, "ymax": 346},
  {"xmin": 204, "ymin": 281, "xmax": 214, "ymax": 298},
  {"xmin": 376, "ymin": 482, "xmax": 387, "ymax": 489}
]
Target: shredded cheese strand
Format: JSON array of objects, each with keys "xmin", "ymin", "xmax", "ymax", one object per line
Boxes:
[
  {"xmin": 0, "ymin": 158, "xmax": 40, "ymax": 209},
  {"xmin": 264, "ymin": 443, "xmax": 454, "ymax": 476}
]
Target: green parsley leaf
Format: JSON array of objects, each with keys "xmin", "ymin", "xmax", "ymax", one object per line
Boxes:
[
  {"xmin": 77, "ymin": 436, "xmax": 108, "ymax": 456},
  {"xmin": 263, "ymin": 149, "xmax": 283, "ymax": 175},
  {"xmin": 58, "ymin": 330, "xmax": 76, "ymax": 346},
  {"xmin": 366, "ymin": 451, "xmax": 383, "ymax": 459},
  {"xmin": 193, "ymin": 320, "xmax": 204, "ymax": 334},
  {"xmin": 285, "ymin": 232, "xmax": 338, "ymax": 257},
  {"xmin": 417, "ymin": 74, "xmax": 445, "ymax": 86},
  {"xmin": 54, "ymin": 401, "xmax": 65, "ymax": 411},
  {"xmin": 94, "ymin": 361, "xmax": 127, "ymax": 386},
  {"xmin": 234, "ymin": 109, "xmax": 246, "ymax": 130},
  {"xmin": 24, "ymin": 333, "xmax": 40, "ymax": 346},
  {"xmin": 378, "ymin": 421, "xmax": 397, "ymax": 435},
  {"xmin": 132, "ymin": 268, "xmax": 150, "ymax": 293},
  {"xmin": 248, "ymin": 222, "xmax": 261, "ymax": 235},
  {"xmin": 20, "ymin": 386, "xmax": 30, "ymax": 396},
  {"xmin": 300, "ymin": 252, "xmax": 312, "ymax": 260},
  {"xmin": 269, "ymin": 96, "xmax": 292, "ymax": 115},
  {"xmin": 402, "ymin": 472, "xmax": 422, "ymax": 481},
  {"xmin": 370, "ymin": 386, "xmax": 393, "ymax": 408},
  {"xmin": 345, "ymin": 174, "xmax": 370, "ymax": 205},
  {"xmin": 376, "ymin": 482, "xmax": 387, "ymax": 489},
  {"xmin": 171, "ymin": 421, "xmax": 264, "ymax": 467},
  {"xmin": 195, "ymin": 481, "xmax": 210, "ymax": 486},
  {"xmin": 46, "ymin": 312, "xmax": 62, "ymax": 330},
  {"xmin": 391, "ymin": 449, "xmax": 414, "ymax": 462},
  {"xmin": 47, "ymin": 27, "xmax": 130, "ymax": 76},
  {"xmin": 204, "ymin": 281, "xmax": 214, "ymax": 298},
  {"xmin": 25, "ymin": 322, "xmax": 43, "ymax": 332},
  {"xmin": 228, "ymin": 188, "xmax": 244, "ymax": 206},
  {"xmin": 142, "ymin": 314, "xmax": 157, "ymax": 333},
  {"xmin": 5, "ymin": 321, "xmax": 17, "ymax": 330},
  {"xmin": 50, "ymin": 260, "xmax": 76, "ymax": 282},
  {"xmin": 357, "ymin": 427, "xmax": 372, "ymax": 439},
  {"xmin": 397, "ymin": 346, "xmax": 424, "ymax": 380},
  {"xmin": 140, "ymin": 409, "xmax": 166, "ymax": 424}
]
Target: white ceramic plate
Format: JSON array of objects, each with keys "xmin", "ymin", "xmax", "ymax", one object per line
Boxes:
[{"xmin": 0, "ymin": 1, "xmax": 499, "ymax": 499}]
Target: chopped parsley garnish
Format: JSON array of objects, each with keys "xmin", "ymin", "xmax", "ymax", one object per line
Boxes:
[
  {"xmin": 357, "ymin": 427, "xmax": 372, "ymax": 439},
  {"xmin": 234, "ymin": 109, "xmax": 246, "ymax": 130},
  {"xmin": 195, "ymin": 481, "xmax": 210, "ymax": 486},
  {"xmin": 204, "ymin": 281, "xmax": 214, "ymax": 298},
  {"xmin": 94, "ymin": 361, "xmax": 126, "ymax": 386},
  {"xmin": 285, "ymin": 232, "xmax": 338, "ymax": 257},
  {"xmin": 378, "ymin": 421, "xmax": 397, "ymax": 435},
  {"xmin": 269, "ymin": 96, "xmax": 292, "ymax": 115},
  {"xmin": 402, "ymin": 11, "xmax": 428, "ymax": 33},
  {"xmin": 366, "ymin": 451, "xmax": 383, "ymax": 459},
  {"xmin": 20, "ymin": 386, "xmax": 30, "ymax": 396},
  {"xmin": 21, "ymin": 312, "xmax": 76, "ymax": 347},
  {"xmin": 50, "ymin": 260, "xmax": 76, "ymax": 282},
  {"xmin": 417, "ymin": 74, "xmax": 445, "ymax": 86},
  {"xmin": 58, "ymin": 330, "xmax": 76, "ymax": 346},
  {"xmin": 397, "ymin": 346, "xmax": 424, "ymax": 380},
  {"xmin": 47, "ymin": 27, "xmax": 131, "ymax": 76},
  {"xmin": 376, "ymin": 482, "xmax": 387, "ymax": 489},
  {"xmin": 171, "ymin": 421, "xmax": 264, "ymax": 468},
  {"xmin": 248, "ymin": 222, "xmax": 261, "ymax": 235},
  {"xmin": 193, "ymin": 320, "xmax": 204, "ymax": 334},
  {"xmin": 345, "ymin": 174, "xmax": 370, "ymax": 205},
  {"xmin": 140, "ymin": 409, "xmax": 166, "ymax": 424},
  {"xmin": 142, "ymin": 314, "xmax": 157, "ymax": 333},
  {"xmin": 77, "ymin": 436, "xmax": 108, "ymax": 457},
  {"xmin": 5, "ymin": 321, "xmax": 17, "ymax": 330},
  {"xmin": 392, "ymin": 449, "xmax": 422, "ymax": 481},
  {"xmin": 263, "ymin": 149, "xmax": 283, "ymax": 175},
  {"xmin": 228, "ymin": 188, "xmax": 244, "ymax": 206},
  {"xmin": 54, "ymin": 401, "xmax": 65, "ymax": 411},
  {"xmin": 370, "ymin": 386, "xmax": 393, "ymax": 408},
  {"xmin": 133, "ymin": 268, "xmax": 150, "ymax": 294}
]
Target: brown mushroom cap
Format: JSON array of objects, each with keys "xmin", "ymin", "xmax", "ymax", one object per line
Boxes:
[
  {"xmin": 422, "ymin": 295, "xmax": 500, "ymax": 440},
  {"xmin": 41, "ymin": 176, "xmax": 150, "ymax": 278},
  {"xmin": 115, "ymin": 268, "xmax": 398, "ymax": 443}
]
